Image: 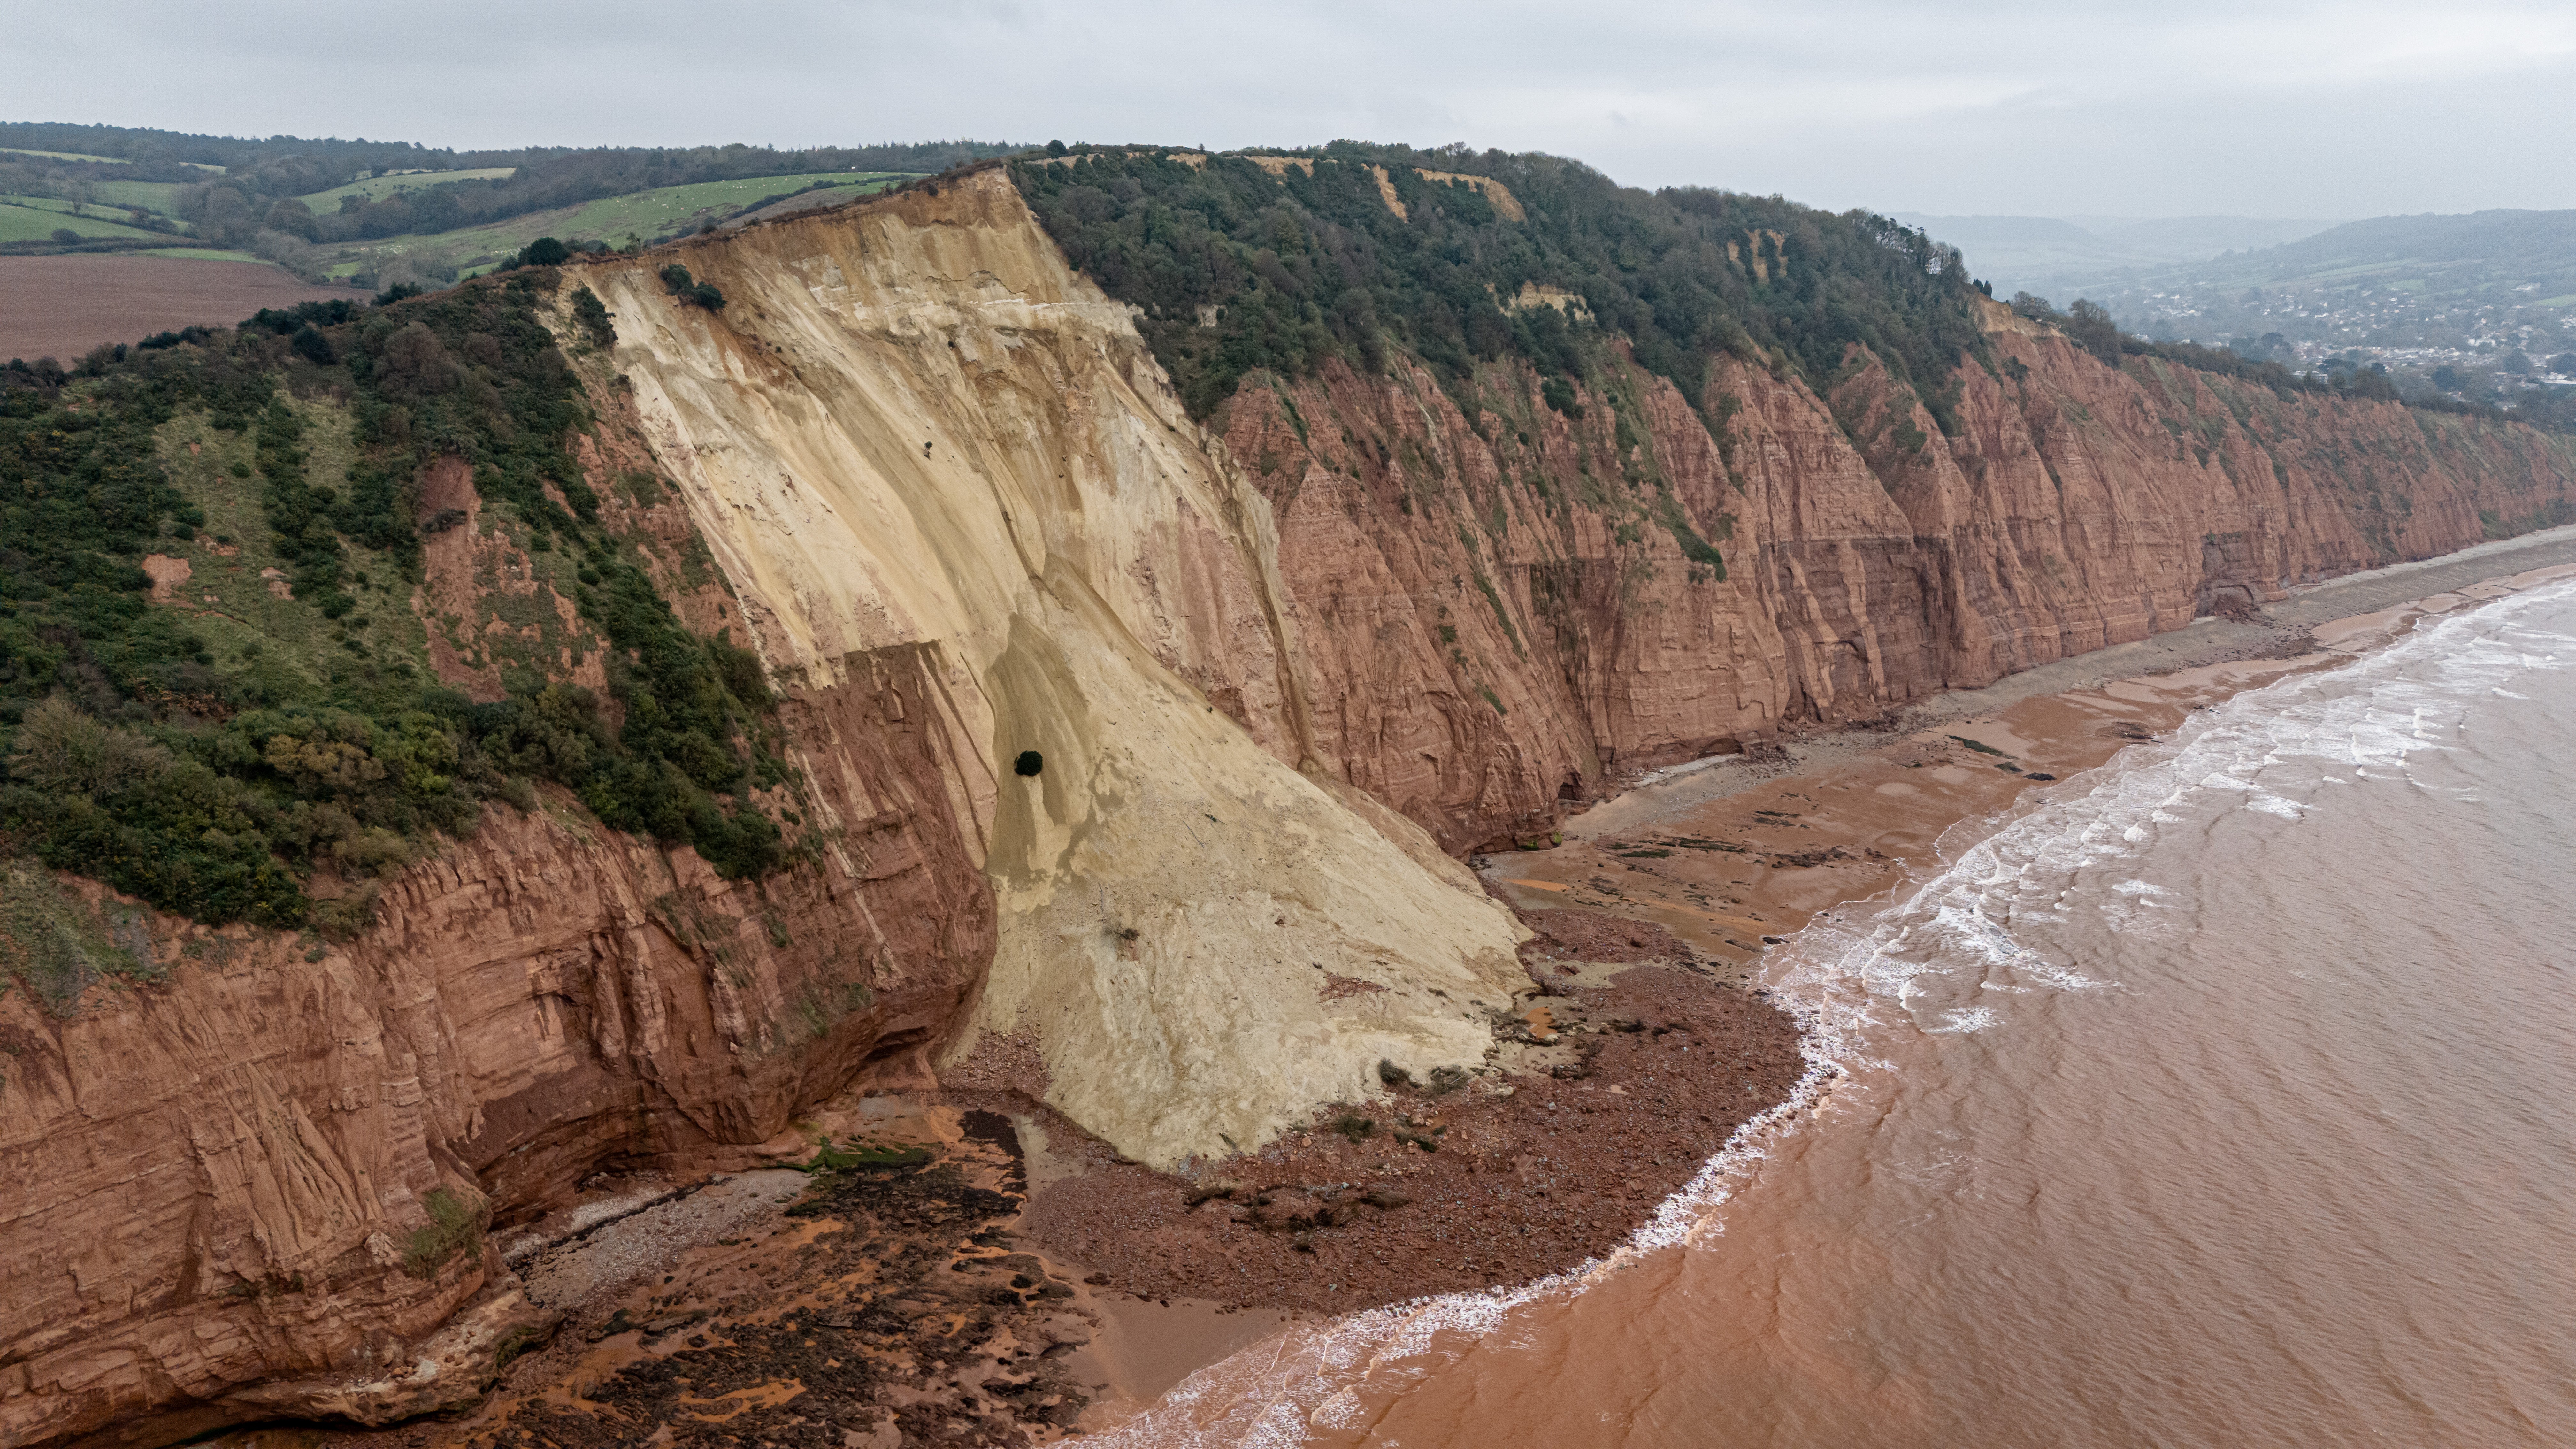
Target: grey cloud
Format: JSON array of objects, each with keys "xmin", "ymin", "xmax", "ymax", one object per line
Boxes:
[{"xmin": 9, "ymin": 0, "xmax": 2572, "ymax": 215}]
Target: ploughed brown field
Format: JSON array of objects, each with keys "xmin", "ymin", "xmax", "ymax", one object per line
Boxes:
[{"xmin": 0, "ymin": 254, "xmax": 371, "ymax": 362}]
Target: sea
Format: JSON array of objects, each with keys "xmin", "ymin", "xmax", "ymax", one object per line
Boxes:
[{"xmin": 1106, "ymin": 576, "xmax": 2576, "ymax": 1447}]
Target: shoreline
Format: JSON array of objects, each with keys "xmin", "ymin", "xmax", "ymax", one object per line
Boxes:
[
  {"xmin": 270, "ymin": 531, "xmax": 2576, "ymax": 1449},
  {"xmin": 1487, "ymin": 528, "xmax": 2576, "ymax": 972}
]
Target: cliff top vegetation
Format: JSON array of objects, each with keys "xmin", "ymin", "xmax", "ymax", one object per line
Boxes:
[
  {"xmin": 0, "ymin": 264, "xmax": 789, "ymax": 943},
  {"xmin": 0, "ymin": 123, "xmax": 1023, "ymax": 293},
  {"xmin": 1011, "ymin": 142, "xmax": 1991, "ymax": 432}
]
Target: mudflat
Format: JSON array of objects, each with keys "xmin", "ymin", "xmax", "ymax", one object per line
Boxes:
[{"xmin": 0, "ymin": 254, "xmax": 370, "ymax": 362}]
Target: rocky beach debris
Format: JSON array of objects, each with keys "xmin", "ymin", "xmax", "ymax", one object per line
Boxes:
[
  {"xmin": 1014, "ymin": 923, "xmax": 1804, "ymax": 1316},
  {"xmin": 308, "ymin": 1124, "xmax": 1102, "ymax": 1448}
]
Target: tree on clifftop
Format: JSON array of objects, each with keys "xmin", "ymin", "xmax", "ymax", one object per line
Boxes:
[{"xmin": 2065, "ymin": 300, "xmax": 2124, "ymax": 367}]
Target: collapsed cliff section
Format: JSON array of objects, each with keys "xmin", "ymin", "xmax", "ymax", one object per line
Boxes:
[
  {"xmin": 575, "ymin": 170, "xmax": 1526, "ymax": 1171},
  {"xmin": 2, "ymin": 166, "xmax": 1537, "ymax": 1449},
  {"xmin": 1013, "ymin": 148, "xmax": 2576, "ymax": 853}
]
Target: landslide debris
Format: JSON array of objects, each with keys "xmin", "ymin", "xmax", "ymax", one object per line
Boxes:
[{"xmin": 1011, "ymin": 916, "xmax": 1805, "ymax": 1315}]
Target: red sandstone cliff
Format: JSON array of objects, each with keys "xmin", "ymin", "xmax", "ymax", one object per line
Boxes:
[
  {"xmin": 9, "ymin": 176, "xmax": 2576, "ymax": 1449},
  {"xmin": 0, "ymin": 658, "xmax": 991, "ymax": 1447},
  {"xmin": 1217, "ymin": 301, "xmax": 2576, "ymax": 850}
]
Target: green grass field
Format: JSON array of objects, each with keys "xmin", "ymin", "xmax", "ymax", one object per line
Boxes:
[
  {"xmin": 296, "ymin": 167, "xmax": 518, "ymax": 207},
  {"xmin": 345, "ymin": 171, "xmax": 913, "ymax": 277},
  {"xmin": 89, "ymin": 179, "xmax": 185, "ymax": 215},
  {"xmin": 0, "ymin": 200, "xmax": 169, "ymax": 243},
  {"xmin": 131, "ymin": 247, "xmax": 265, "ymax": 262},
  {"xmin": 545, "ymin": 172, "xmax": 910, "ymax": 241}
]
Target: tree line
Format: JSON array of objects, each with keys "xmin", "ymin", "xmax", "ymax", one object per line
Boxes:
[{"xmin": 1013, "ymin": 143, "xmax": 1991, "ymax": 432}]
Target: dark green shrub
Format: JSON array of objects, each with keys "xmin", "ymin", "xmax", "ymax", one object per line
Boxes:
[
  {"xmin": 1012, "ymin": 145, "xmax": 1988, "ymax": 432},
  {"xmin": 402, "ymin": 1187, "xmax": 482, "ymax": 1276},
  {"xmin": 658, "ymin": 264, "xmax": 725, "ymax": 311},
  {"xmin": 570, "ymin": 286, "xmax": 615, "ymax": 348}
]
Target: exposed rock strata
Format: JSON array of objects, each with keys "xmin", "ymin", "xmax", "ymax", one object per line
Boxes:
[
  {"xmin": 577, "ymin": 172, "xmax": 1529, "ymax": 1173},
  {"xmin": 10, "ymin": 167, "xmax": 2576, "ymax": 1448},
  {"xmin": 1216, "ymin": 299, "xmax": 2576, "ymax": 850},
  {"xmin": 2, "ymin": 668, "xmax": 989, "ymax": 1447}
]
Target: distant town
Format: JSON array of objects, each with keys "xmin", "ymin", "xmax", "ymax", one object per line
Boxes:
[
  {"xmin": 1913, "ymin": 210, "xmax": 2576, "ymax": 411},
  {"xmin": 2108, "ymin": 279, "xmax": 2575, "ymax": 396}
]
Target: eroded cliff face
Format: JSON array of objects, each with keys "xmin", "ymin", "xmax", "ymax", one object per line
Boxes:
[
  {"xmin": 0, "ymin": 727, "xmax": 987, "ymax": 1448},
  {"xmin": 1214, "ymin": 297, "xmax": 2576, "ymax": 850},
  {"xmin": 12, "ymin": 166, "xmax": 2576, "ymax": 1449},
  {"xmin": 579, "ymin": 172, "xmax": 1526, "ymax": 1174}
]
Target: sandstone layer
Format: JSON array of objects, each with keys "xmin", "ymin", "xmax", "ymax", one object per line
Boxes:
[
  {"xmin": 10, "ymin": 166, "xmax": 2576, "ymax": 1449},
  {"xmin": 1215, "ymin": 298, "xmax": 2576, "ymax": 850}
]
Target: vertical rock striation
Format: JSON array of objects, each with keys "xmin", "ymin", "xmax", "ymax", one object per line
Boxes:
[
  {"xmin": 581, "ymin": 172, "xmax": 1529, "ymax": 1173},
  {"xmin": 8, "ymin": 166, "xmax": 2575, "ymax": 1448},
  {"xmin": 1216, "ymin": 298, "xmax": 2576, "ymax": 850}
]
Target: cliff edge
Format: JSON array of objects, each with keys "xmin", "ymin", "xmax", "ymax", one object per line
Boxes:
[{"xmin": 6, "ymin": 155, "xmax": 2576, "ymax": 1447}]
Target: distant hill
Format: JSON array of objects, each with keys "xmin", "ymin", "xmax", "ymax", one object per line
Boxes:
[
  {"xmin": 2067, "ymin": 209, "xmax": 2576, "ymax": 360},
  {"xmin": 2178, "ymin": 209, "xmax": 2576, "ymax": 287},
  {"xmin": 1895, "ymin": 213, "xmax": 2341, "ymax": 298},
  {"xmin": 0, "ymin": 124, "xmax": 1024, "ymax": 288},
  {"xmin": 2062, "ymin": 215, "xmax": 2343, "ymax": 260},
  {"xmin": 1890, "ymin": 215, "xmax": 2153, "ymax": 279}
]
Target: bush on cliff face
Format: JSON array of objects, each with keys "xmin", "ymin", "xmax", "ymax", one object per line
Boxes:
[
  {"xmin": 659, "ymin": 262, "xmax": 726, "ymax": 311},
  {"xmin": 570, "ymin": 285, "xmax": 616, "ymax": 348},
  {"xmin": 401, "ymin": 1186, "xmax": 484, "ymax": 1277},
  {"xmin": 1013, "ymin": 144, "xmax": 1988, "ymax": 433},
  {"xmin": 0, "ymin": 271, "xmax": 789, "ymax": 936}
]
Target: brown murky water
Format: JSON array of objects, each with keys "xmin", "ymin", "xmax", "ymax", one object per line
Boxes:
[{"xmin": 1105, "ymin": 580, "xmax": 2576, "ymax": 1447}]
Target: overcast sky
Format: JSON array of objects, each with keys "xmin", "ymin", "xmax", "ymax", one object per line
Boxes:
[{"xmin": 13, "ymin": 0, "xmax": 2574, "ymax": 219}]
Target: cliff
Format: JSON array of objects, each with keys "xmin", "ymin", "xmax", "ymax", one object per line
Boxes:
[
  {"xmin": 577, "ymin": 173, "xmax": 1528, "ymax": 1175},
  {"xmin": 7, "ymin": 161, "xmax": 2576, "ymax": 1447},
  {"xmin": 0, "ymin": 672, "xmax": 993, "ymax": 1447},
  {"xmin": 1214, "ymin": 299, "xmax": 2576, "ymax": 849},
  {"xmin": 1, "ymin": 170, "xmax": 1526, "ymax": 1448}
]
